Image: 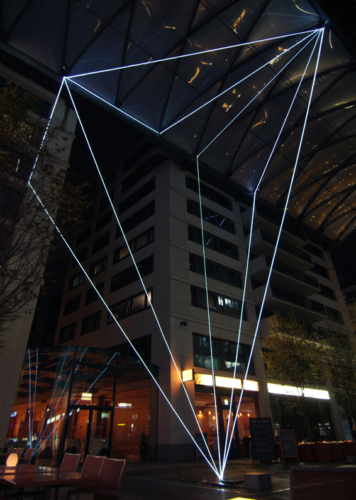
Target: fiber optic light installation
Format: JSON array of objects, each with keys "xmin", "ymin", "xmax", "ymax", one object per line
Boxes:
[{"xmin": 27, "ymin": 27, "xmax": 324, "ymax": 480}]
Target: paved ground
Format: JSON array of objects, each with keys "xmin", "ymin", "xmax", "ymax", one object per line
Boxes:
[{"xmin": 120, "ymin": 458, "xmax": 294, "ymax": 500}]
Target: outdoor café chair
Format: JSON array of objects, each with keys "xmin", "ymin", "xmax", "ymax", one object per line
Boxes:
[
  {"xmin": 66, "ymin": 456, "xmax": 106, "ymax": 499},
  {"xmin": 60, "ymin": 454, "xmax": 81, "ymax": 472},
  {"xmin": 20, "ymin": 448, "xmax": 34, "ymax": 464},
  {"xmin": 67, "ymin": 458, "xmax": 126, "ymax": 500}
]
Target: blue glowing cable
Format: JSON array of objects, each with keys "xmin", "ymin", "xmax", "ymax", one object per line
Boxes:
[
  {"xmin": 196, "ymin": 156, "xmax": 222, "ymax": 474},
  {"xmin": 63, "ymin": 80, "xmax": 217, "ymax": 472},
  {"xmin": 34, "ymin": 347, "xmax": 71, "ymax": 453},
  {"xmin": 34, "ymin": 348, "xmax": 88, "ymax": 455},
  {"xmin": 28, "ymin": 78, "xmax": 65, "ymax": 184},
  {"xmin": 221, "ymin": 29, "xmax": 325, "ymax": 475},
  {"xmin": 30, "ymin": 348, "xmax": 38, "ymax": 447},
  {"xmin": 27, "ymin": 181, "xmax": 219, "ymax": 476},
  {"xmin": 161, "ymin": 32, "xmax": 317, "ymax": 134},
  {"xmin": 28, "ymin": 349, "xmax": 32, "ymax": 447},
  {"xmin": 198, "ymin": 30, "xmax": 321, "ymax": 158},
  {"xmin": 220, "ymin": 31, "xmax": 321, "ymax": 467},
  {"xmin": 69, "ymin": 29, "xmax": 319, "ymax": 80}
]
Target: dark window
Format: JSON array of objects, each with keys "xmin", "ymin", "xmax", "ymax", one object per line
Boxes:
[
  {"xmin": 189, "ymin": 254, "xmax": 242, "ymax": 287},
  {"xmin": 123, "ymin": 141, "xmax": 155, "ymax": 171},
  {"xmin": 113, "ymin": 227, "xmax": 154, "ymax": 264},
  {"xmin": 92, "ymin": 232, "xmax": 110, "ymax": 254},
  {"xmin": 104, "ymin": 169, "xmax": 116, "ymax": 185},
  {"xmin": 76, "ymin": 227, "xmax": 91, "ymax": 246},
  {"xmin": 82, "ymin": 206, "xmax": 94, "ymax": 224},
  {"xmin": 187, "ymin": 199, "xmax": 235, "ymax": 233},
  {"xmin": 108, "ymin": 289, "xmax": 152, "ymax": 323},
  {"xmin": 59, "ymin": 323, "xmax": 76, "ymax": 344},
  {"xmin": 319, "ymin": 284, "xmax": 336, "ymax": 301},
  {"xmin": 118, "ymin": 178, "xmax": 155, "ymax": 215},
  {"xmin": 63, "ymin": 295, "xmax": 81, "ymax": 316},
  {"xmin": 81, "ymin": 311, "xmax": 101, "ymax": 335},
  {"xmin": 306, "ymin": 243, "xmax": 324, "ymax": 260},
  {"xmin": 90, "ymin": 256, "xmax": 107, "ymax": 276},
  {"xmin": 110, "ymin": 255, "xmax": 153, "ymax": 293},
  {"xmin": 191, "ymin": 286, "xmax": 247, "ymax": 320},
  {"xmin": 121, "ymin": 154, "xmax": 166, "ymax": 194},
  {"xmin": 193, "ymin": 334, "xmax": 254, "ymax": 375},
  {"xmin": 186, "ymin": 176, "xmax": 232, "ymax": 210},
  {"xmin": 85, "ymin": 282, "xmax": 105, "ymax": 305},
  {"xmin": 96, "ymin": 211, "xmax": 112, "ymax": 232},
  {"xmin": 311, "ymin": 263, "xmax": 330, "ymax": 279},
  {"xmin": 116, "ymin": 201, "xmax": 155, "ymax": 238},
  {"xmin": 115, "ymin": 335, "xmax": 152, "ymax": 363},
  {"xmin": 188, "ymin": 225, "xmax": 239, "ymax": 259},
  {"xmin": 99, "ymin": 189, "xmax": 115, "ymax": 212},
  {"xmin": 325, "ymin": 307, "xmax": 344, "ymax": 324},
  {"xmin": 0, "ymin": 186, "xmax": 22, "ymax": 218},
  {"xmin": 68, "ymin": 272, "xmax": 84, "ymax": 290},
  {"xmin": 72, "ymin": 247, "xmax": 88, "ymax": 267}
]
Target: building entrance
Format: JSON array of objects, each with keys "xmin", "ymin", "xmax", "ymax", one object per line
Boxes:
[{"xmin": 63, "ymin": 406, "xmax": 112, "ymax": 462}]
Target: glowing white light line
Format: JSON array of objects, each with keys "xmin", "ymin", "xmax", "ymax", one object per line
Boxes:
[
  {"xmin": 34, "ymin": 349, "xmax": 90, "ymax": 456},
  {"xmin": 65, "ymin": 78, "xmax": 159, "ymax": 135},
  {"xmin": 34, "ymin": 348, "xmax": 88, "ymax": 455},
  {"xmin": 161, "ymin": 32, "xmax": 317, "ymax": 134},
  {"xmin": 198, "ymin": 30, "xmax": 320, "ymax": 158},
  {"xmin": 34, "ymin": 347, "xmax": 71, "ymax": 453},
  {"xmin": 31, "ymin": 348, "xmax": 38, "ymax": 447},
  {"xmin": 27, "ymin": 182, "xmax": 219, "ymax": 477},
  {"xmin": 63, "ymin": 81, "xmax": 217, "ymax": 472},
  {"xmin": 68, "ymin": 29, "xmax": 319, "ymax": 79},
  {"xmin": 28, "ymin": 349, "xmax": 31, "ymax": 447},
  {"xmin": 196, "ymin": 156, "xmax": 222, "ymax": 474},
  {"xmin": 28, "ymin": 78, "xmax": 65, "ymax": 183},
  {"xmin": 221, "ymin": 32, "xmax": 321, "ymax": 466},
  {"xmin": 221, "ymin": 29, "xmax": 324, "ymax": 474}
]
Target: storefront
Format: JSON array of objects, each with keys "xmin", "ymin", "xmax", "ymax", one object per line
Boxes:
[{"xmin": 7, "ymin": 347, "xmax": 158, "ymax": 463}]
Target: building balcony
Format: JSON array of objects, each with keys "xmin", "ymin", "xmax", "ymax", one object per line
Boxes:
[
  {"xmin": 241, "ymin": 207, "xmax": 306, "ymax": 248},
  {"xmin": 250, "ymin": 255, "xmax": 319, "ymax": 296},
  {"xmin": 254, "ymin": 283, "xmax": 326, "ymax": 323},
  {"xmin": 247, "ymin": 228, "xmax": 312, "ymax": 271}
]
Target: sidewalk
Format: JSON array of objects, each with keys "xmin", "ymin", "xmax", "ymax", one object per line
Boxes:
[{"xmin": 121, "ymin": 458, "xmax": 294, "ymax": 500}]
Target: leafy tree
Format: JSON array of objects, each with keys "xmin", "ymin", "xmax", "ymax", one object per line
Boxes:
[
  {"xmin": 319, "ymin": 327, "xmax": 356, "ymax": 430},
  {"xmin": 0, "ymin": 82, "xmax": 89, "ymax": 329},
  {"xmin": 262, "ymin": 310, "xmax": 323, "ymax": 439}
]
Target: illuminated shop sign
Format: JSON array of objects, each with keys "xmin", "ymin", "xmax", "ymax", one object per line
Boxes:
[
  {"xmin": 194, "ymin": 373, "xmax": 259, "ymax": 391},
  {"xmin": 118, "ymin": 402, "xmax": 132, "ymax": 408},
  {"xmin": 267, "ymin": 383, "xmax": 329, "ymax": 400}
]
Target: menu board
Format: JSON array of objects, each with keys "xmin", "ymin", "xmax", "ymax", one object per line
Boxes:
[
  {"xmin": 249, "ymin": 417, "xmax": 277, "ymax": 462},
  {"xmin": 278, "ymin": 430, "xmax": 299, "ymax": 463}
]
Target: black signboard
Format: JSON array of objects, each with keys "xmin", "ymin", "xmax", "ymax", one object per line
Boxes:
[
  {"xmin": 249, "ymin": 417, "xmax": 277, "ymax": 463},
  {"xmin": 278, "ymin": 430, "xmax": 299, "ymax": 463}
]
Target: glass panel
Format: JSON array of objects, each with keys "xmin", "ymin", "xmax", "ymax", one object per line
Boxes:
[
  {"xmin": 312, "ymin": 72, "xmax": 356, "ymax": 116},
  {"xmin": 129, "ymin": 0, "xmax": 197, "ymax": 59},
  {"xmin": 323, "ymin": 211, "xmax": 356, "ymax": 240},
  {"xmin": 7, "ymin": 0, "xmax": 67, "ymax": 72},
  {"xmin": 66, "ymin": 1, "xmax": 103, "ymax": 68},
  {"xmin": 70, "ymin": 364, "xmax": 115, "ymax": 406},
  {"xmin": 112, "ymin": 387, "xmax": 150, "ymax": 460},
  {"xmin": 3, "ymin": 0, "xmax": 29, "ymax": 32},
  {"xmin": 121, "ymin": 63, "xmax": 175, "ymax": 131},
  {"xmin": 70, "ymin": 25, "xmax": 126, "ymax": 77},
  {"xmin": 288, "ymin": 182, "xmax": 320, "ymax": 217},
  {"xmin": 7, "ymin": 348, "xmax": 75, "ymax": 459},
  {"xmin": 64, "ymin": 408, "xmax": 90, "ymax": 461},
  {"xmin": 88, "ymin": 409, "xmax": 111, "ymax": 457}
]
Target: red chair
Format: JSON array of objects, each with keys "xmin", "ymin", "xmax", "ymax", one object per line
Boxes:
[
  {"xmin": 20, "ymin": 448, "xmax": 34, "ymax": 464},
  {"xmin": 66, "ymin": 456, "xmax": 106, "ymax": 499},
  {"xmin": 94, "ymin": 458, "xmax": 126, "ymax": 500},
  {"xmin": 60, "ymin": 453, "xmax": 81, "ymax": 472}
]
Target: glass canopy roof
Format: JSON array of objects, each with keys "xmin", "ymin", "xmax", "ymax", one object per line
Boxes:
[{"xmin": 2, "ymin": 0, "xmax": 356, "ymax": 243}]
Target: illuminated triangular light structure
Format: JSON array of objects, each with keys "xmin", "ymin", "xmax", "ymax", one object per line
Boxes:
[{"xmin": 27, "ymin": 28, "xmax": 324, "ymax": 480}]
